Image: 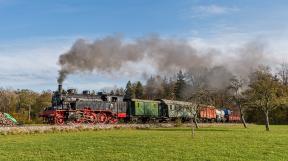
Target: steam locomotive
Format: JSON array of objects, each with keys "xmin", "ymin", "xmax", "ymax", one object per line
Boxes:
[{"xmin": 39, "ymin": 85, "xmax": 240, "ymax": 125}]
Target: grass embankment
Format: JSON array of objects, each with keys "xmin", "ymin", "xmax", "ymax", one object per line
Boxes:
[{"xmin": 0, "ymin": 125, "xmax": 287, "ymax": 161}]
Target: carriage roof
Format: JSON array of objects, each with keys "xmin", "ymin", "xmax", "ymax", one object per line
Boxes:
[
  {"xmin": 159, "ymin": 99, "xmax": 197, "ymax": 107},
  {"xmin": 131, "ymin": 99, "xmax": 160, "ymax": 103}
]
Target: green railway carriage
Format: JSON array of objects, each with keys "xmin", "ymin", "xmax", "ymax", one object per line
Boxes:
[
  {"xmin": 126, "ymin": 98, "xmax": 197, "ymax": 122},
  {"xmin": 128, "ymin": 99, "xmax": 160, "ymax": 117}
]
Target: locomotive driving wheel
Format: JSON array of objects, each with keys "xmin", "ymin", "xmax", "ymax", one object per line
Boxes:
[
  {"xmin": 72, "ymin": 119, "xmax": 83, "ymax": 125},
  {"xmin": 109, "ymin": 118, "xmax": 118, "ymax": 124},
  {"xmin": 71, "ymin": 110, "xmax": 84, "ymax": 125},
  {"xmin": 107, "ymin": 115, "xmax": 118, "ymax": 124},
  {"xmin": 97, "ymin": 113, "xmax": 107, "ymax": 124},
  {"xmin": 85, "ymin": 113, "xmax": 97, "ymax": 125},
  {"xmin": 55, "ymin": 115, "xmax": 65, "ymax": 125}
]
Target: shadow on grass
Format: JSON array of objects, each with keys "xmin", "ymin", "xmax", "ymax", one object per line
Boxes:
[{"xmin": 143, "ymin": 128, "xmax": 231, "ymax": 132}]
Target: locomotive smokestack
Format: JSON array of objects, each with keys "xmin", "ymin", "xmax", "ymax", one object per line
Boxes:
[{"xmin": 58, "ymin": 84, "xmax": 63, "ymax": 93}]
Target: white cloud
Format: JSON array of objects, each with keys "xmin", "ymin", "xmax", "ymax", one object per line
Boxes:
[
  {"xmin": 0, "ymin": 37, "xmax": 74, "ymax": 91},
  {"xmin": 188, "ymin": 29, "xmax": 288, "ymax": 71},
  {"xmin": 183, "ymin": 4, "xmax": 239, "ymax": 18},
  {"xmin": 197, "ymin": 5, "xmax": 228, "ymax": 14}
]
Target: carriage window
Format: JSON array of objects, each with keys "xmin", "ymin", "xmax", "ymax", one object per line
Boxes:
[{"xmin": 112, "ymin": 97, "xmax": 117, "ymax": 102}]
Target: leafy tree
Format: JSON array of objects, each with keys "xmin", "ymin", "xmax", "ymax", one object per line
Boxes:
[
  {"xmin": 175, "ymin": 70, "xmax": 186, "ymax": 100},
  {"xmin": 32, "ymin": 91, "xmax": 52, "ymax": 123},
  {"xmin": 124, "ymin": 81, "xmax": 135, "ymax": 99},
  {"xmin": 109, "ymin": 90, "xmax": 115, "ymax": 96},
  {"xmin": 16, "ymin": 90, "xmax": 38, "ymax": 109},
  {"xmin": 115, "ymin": 89, "xmax": 120, "ymax": 96},
  {"xmin": 244, "ymin": 67, "xmax": 287, "ymax": 131},
  {"xmin": 269, "ymin": 105, "xmax": 288, "ymax": 124},
  {"xmin": 16, "ymin": 89, "xmax": 38, "ymax": 122},
  {"xmin": 161, "ymin": 77, "xmax": 176, "ymax": 100},
  {"xmin": 114, "ymin": 88, "xmax": 125, "ymax": 96},
  {"xmin": 162, "ymin": 77, "xmax": 169, "ymax": 99},
  {"xmin": 144, "ymin": 76, "xmax": 164, "ymax": 99},
  {"xmin": 134, "ymin": 81, "xmax": 144, "ymax": 99},
  {"xmin": 119, "ymin": 88, "xmax": 125, "ymax": 96}
]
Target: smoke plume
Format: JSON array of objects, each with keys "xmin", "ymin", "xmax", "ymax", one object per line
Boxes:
[
  {"xmin": 57, "ymin": 35, "xmax": 214, "ymax": 84},
  {"xmin": 57, "ymin": 35, "xmax": 273, "ymax": 90}
]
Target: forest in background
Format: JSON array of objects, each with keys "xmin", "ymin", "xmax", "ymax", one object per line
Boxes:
[{"xmin": 1, "ymin": 64, "xmax": 288, "ymax": 126}]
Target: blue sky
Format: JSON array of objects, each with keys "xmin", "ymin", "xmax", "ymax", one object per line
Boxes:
[{"xmin": 0, "ymin": 0, "xmax": 288, "ymax": 91}]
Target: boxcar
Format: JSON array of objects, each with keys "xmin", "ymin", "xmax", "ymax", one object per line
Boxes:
[{"xmin": 200, "ymin": 106, "xmax": 217, "ymax": 122}]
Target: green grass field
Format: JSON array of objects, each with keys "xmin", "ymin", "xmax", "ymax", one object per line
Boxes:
[{"xmin": 0, "ymin": 125, "xmax": 287, "ymax": 161}]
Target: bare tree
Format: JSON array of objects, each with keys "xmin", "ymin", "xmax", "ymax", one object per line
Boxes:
[
  {"xmin": 228, "ymin": 77, "xmax": 248, "ymax": 128},
  {"xmin": 188, "ymin": 88, "xmax": 215, "ymax": 129},
  {"xmin": 185, "ymin": 103, "xmax": 199, "ymax": 129},
  {"xmin": 278, "ymin": 62, "xmax": 288, "ymax": 85},
  {"xmin": 0, "ymin": 88, "xmax": 18, "ymax": 113}
]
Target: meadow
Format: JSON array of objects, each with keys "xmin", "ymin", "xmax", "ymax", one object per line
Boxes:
[{"xmin": 0, "ymin": 124, "xmax": 287, "ymax": 161}]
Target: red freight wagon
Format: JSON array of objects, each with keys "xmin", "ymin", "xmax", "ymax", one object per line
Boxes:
[
  {"xmin": 200, "ymin": 106, "xmax": 217, "ymax": 122},
  {"xmin": 228, "ymin": 114, "xmax": 241, "ymax": 122}
]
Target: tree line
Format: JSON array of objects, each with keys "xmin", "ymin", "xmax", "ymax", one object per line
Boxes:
[
  {"xmin": 0, "ymin": 63, "xmax": 288, "ymax": 130},
  {"xmin": 0, "ymin": 89, "xmax": 52, "ymax": 124},
  {"xmin": 122, "ymin": 64, "xmax": 288, "ymax": 131}
]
